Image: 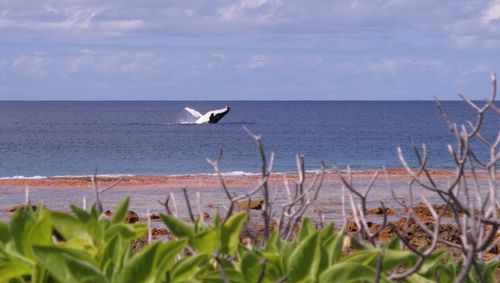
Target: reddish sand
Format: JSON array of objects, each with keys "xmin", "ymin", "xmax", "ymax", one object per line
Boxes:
[{"xmin": 0, "ymin": 168, "xmax": 478, "ymax": 189}]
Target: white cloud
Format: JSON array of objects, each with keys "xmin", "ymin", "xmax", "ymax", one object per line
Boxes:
[
  {"xmin": 0, "ymin": 4, "xmax": 144, "ymax": 36},
  {"xmin": 217, "ymin": 0, "xmax": 282, "ymax": 22},
  {"xmin": 335, "ymin": 58, "xmax": 443, "ymax": 76},
  {"xmin": 483, "ymin": 0, "xmax": 500, "ymax": 23},
  {"xmin": 0, "ymin": 0, "xmax": 490, "ymax": 40},
  {"xmin": 457, "ymin": 64, "xmax": 492, "ymax": 81},
  {"xmin": 6, "ymin": 0, "xmax": 450, "ymax": 37},
  {"xmin": 449, "ymin": 34, "xmax": 478, "ymax": 49},
  {"xmin": 0, "ymin": 1, "xmax": 499, "ymax": 100},
  {"xmin": 69, "ymin": 50, "xmax": 157, "ymax": 75},
  {"xmin": 235, "ymin": 54, "xmax": 266, "ymax": 71},
  {"xmin": 10, "ymin": 54, "xmax": 48, "ymax": 77},
  {"xmin": 206, "ymin": 53, "xmax": 227, "ymax": 70},
  {"xmin": 97, "ymin": 20, "xmax": 144, "ymax": 32},
  {"xmin": 184, "ymin": 9, "xmax": 195, "ymax": 18}
]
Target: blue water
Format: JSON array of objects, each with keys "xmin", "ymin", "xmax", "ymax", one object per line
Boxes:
[{"xmin": 0, "ymin": 101, "xmax": 497, "ymax": 177}]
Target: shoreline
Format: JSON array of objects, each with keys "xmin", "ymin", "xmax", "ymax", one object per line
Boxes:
[{"xmin": 0, "ymin": 168, "xmax": 466, "ymax": 188}]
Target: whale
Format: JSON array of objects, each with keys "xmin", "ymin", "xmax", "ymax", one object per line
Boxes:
[{"xmin": 184, "ymin": 106, "xmax": 230, "ymax": 124}]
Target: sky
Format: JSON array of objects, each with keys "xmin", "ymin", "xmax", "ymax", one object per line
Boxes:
[{"xmin": 0, "ymin": 0, "xmax": 499, "ymax": 100}]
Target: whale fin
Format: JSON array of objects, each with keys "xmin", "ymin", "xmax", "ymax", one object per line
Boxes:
[{"xmin": 184, "ymin": 107, "xmax": 202, "ymax": 118}]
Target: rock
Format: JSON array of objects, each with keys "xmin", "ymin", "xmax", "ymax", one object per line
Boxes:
[
  {"xmin": 318, "ymin": 201, "xmax": 342, "ymax": 206},
  {"xmin": 366, "ymin": 206, "xmax": 395, "ymax": 216},
  {"xmin": 131, "ymin": 236, "xmax": 148, "ymax": 251},
  {"xmin": 242, "ymin": 236, "xmax": 253, "ymax": 248},
  {"xmin": 346, "ymin": 220, "xmax": 358, "ymax": 232},
  {"xmin": 151, "ymin": 228, "xmax": 169, "ymax": 239},
  {"xmin": 126, "ymin": 211, "xmax": 139, "ymax": 223},
  {"xmin": 487, "ymin": 232, "xmax": 500, "ymax": 254},
  {"xmin": 378, "ymin": 226, "xmax": 395, "ymax": 240},
  {"xmin": 409, "ymin": 202, "xmax": 457, "ymax": 219},
  {"xmin": 342, "ymin": 236, "xmax": 352, "ymax": 253},
  {"xmin": 3, "ymin": 204, "xmax": 38, "ymax": 212},
  {"xmin": 104, "ymin": 210, "xmax": 139, "ymax": 223},
  {"xmin": 237, "ymin": 199, "xmax": 264, "ymax": 210},
  {"xmin": 483, "ymin": 253, "xmax": 497, "ymax": 261},
  {"xmin": 202, "ymin": 211, "xmax": 211, "ymax": 220},
  {"xmin": 373, "ymin": 216, "xmax": 463, "ymax": 250},
  {"xmin": 152, "ymin": 227, "xmax": 169, "ymax": 236},
  {"xmin": 150, "ymin": 213, "xmax": 160, "ymax": 220}
]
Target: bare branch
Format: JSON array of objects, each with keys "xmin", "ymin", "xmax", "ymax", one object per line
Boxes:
[
  {"xmin": 182, "ymin": 188, "xmax": 196, "ymax": 223},
  {"xmin": 159, "ymin": 195, "xmax": 172, "ymax": 215}
]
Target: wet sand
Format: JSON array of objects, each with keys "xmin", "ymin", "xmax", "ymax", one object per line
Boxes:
[
  {"xmin": 1, "ymin": 168, "xmax": 497, "ymax": 263},
  {"xmin": 0, "ymin": 168, "xmax": 494, "ymax": 223},
  {"xmin": 0, "ymin": 168, "xmax": 457, "ymax": 188}
]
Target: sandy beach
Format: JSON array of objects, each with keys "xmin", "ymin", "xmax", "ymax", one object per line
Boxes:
[
  {"xmin": 0, "ymin": 168, "xmax": 459, "ymax": 189},
  {"xmin": 0, "ymin": 168, "xmax": 494, "ymax": 222}
]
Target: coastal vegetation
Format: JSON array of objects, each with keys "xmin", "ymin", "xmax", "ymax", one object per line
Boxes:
[
  {"xmin": 0, "ymin": 198, "xmax": 497, "ymax": 283},
  {"xmin": 0, "ymin": 75, "xmax": 498, "ymax": 282}
]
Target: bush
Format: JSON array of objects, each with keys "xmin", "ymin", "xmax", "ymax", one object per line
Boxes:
[{"xmin": 0, "ymin": 198, "xmax": 498, "ymax": 282}]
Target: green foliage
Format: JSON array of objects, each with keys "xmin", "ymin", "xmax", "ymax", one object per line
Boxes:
[{"xmin": 0, "ymin": 197, "xmax": 494, "ymax": 282}]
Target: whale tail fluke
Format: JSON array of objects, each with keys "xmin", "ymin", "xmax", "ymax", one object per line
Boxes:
[
  {"xmin": 184, "ymin": 107, "xmax": 202, "ymax": 118},
  {"xmin": 182, "ymin": 106, "xmax": 230, "ymax": 124}
]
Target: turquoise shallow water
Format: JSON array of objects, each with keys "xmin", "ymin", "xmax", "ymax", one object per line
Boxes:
[{"xmin": 0, "ymin": 101, "xmax": 497, "ymax": 177}]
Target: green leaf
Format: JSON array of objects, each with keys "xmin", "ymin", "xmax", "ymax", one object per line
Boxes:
[
  {"xmin": 51, "ymin": 211, "xmax": 92, "ymax": 242},
  {"xmin": 288, "ymin": 233, "xmax": 320, "ymax": 282},
  {"xmin": 161, "ymin": 214, "xmax": 195, "ymax": 244},
  {"xmin": 279, "ymin": 242, "xmax": 296, "ymax": 276},
  {"xmin": 6, "ymin": 208, "xmax": 51, "ymax": 258},
  {"xmin": 193, "ymin": 229, "xmax": 218, "ymax": 254},
  {"xmin": 479, "ymin": 260, "xmax": 500, "ymax": 283},
  {"xmin": 418, "ymin": 250, "xmax": 446, "ymax": 275},
  {"xmin": 435, "ymin": 257, "xmax": 457, "ymax": 283},
  {"xmin": 349, "ymin": 235, "xmax": 371, "ymax": 250},
  {"xmin": 220, "ymin": 212, "xmax": 248, "ymax": 254},
  {"xmin": 198, "ymin": 266, "xmax": 243, "ymax": 283},
  {"xmin": 9, "ymin": 208, "xmax": 35, "ymax": 256},
  {"xmin": 318, "ymin": 223, "xmax": 335, "ymax": 243},
  {"xmin": 384, "ymin": 236, "xmax": 402, "ymax": 250},
  {"xmin": 299, "ymin": 217, "xmax": 315, "ymax": 241},
  {"xmin": 381, "ymin": 249, "xmax": 418, "ymax": 271},
  {"xmin": 33, "ymin": 245, "xmax": 107, "ymax": 283},
  {"xmin": 407, "ymin": 273, "xmax": 438, "ymax": 283},
  {"xmin": 117, "ymin": 240, "xmax": 186, "ymax": 283},
  {"xmin": 111, "ymin": 197, "xmax": 130, "ymax": 224},
  {"xmin": 319, "ymin": 262, "xmax": 390, "ymax": 283},
  {"xmin": 2, "ymin": 242, "xmax": 36, "ymax": 266},
  {"xmin": 71, "ymin": 205, "xmax": 93, "ymax": 222},
  {"xmin": 100, "ymin": 235, "xmax": 129, "ymax": 280},
  {"xmin": 0, "ymin": 222, "xmax": 11, "ymax": 243},
  {"xmin": 256, "ymin": 249, "xmax": 283, "ymax": 281},
  {"xmin": 0, "ymin": 262, "xmax": 32, "ymax": 281},
  {"xmin": 155, "ymin": 239, "xmax": 189, "ymax": 282},
  {"xmin": 105, "ymin": 223, "xmax": 147, "ymax": 241},
  {"xmin": 240, "ymin": 250, "xmax": 262, "ymax": 283},
  {"xmin": 318, "ymin": 245, "xmax": 329, "ymax": 275},
  {"xmin": 264, "ymin": 229, "xmax": 280, "ymax": 253},
  {"xmin": 343, "ymin": 248, "xmax": 417, "ymax": 273},
  {"xmin": 72, "ymin": 206, "xmax": 107, "ymax": 244},
  {"xmin": 28, "ymin": 210, "xmax": 52, "ymax": 247},
  {"xmin": 171, "ymin": 254, "xmax": 209, "ymax": 282},
  {"xmin": 323, "ymin": 229, "xmax": 344, "ymax": 265},
  {"xmin": 342, "ymin": 249, "xmax": 378, "ymax": 266},
  {"xmin": 115, "ymin": 241, "xmax": 162, "ymax": 283}
]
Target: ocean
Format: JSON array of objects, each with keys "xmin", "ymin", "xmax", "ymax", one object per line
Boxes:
[{"xmin": 0, "ymin": 101, "xmax": 497, "ymax": 177}]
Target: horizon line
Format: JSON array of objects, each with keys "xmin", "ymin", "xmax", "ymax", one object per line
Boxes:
[{"xmin": 0, "ymin": 99, "xmax": 477, "ymax": 102}]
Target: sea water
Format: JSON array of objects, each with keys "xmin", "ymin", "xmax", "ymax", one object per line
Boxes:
[{"xmin": 0, "ymin": 101, "xmax": 497, "ymax": 177}]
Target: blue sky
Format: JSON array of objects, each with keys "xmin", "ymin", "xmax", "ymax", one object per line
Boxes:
[{"xmin": 1, "ymin": 0, "xmax": 499, "ymax": 100}]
